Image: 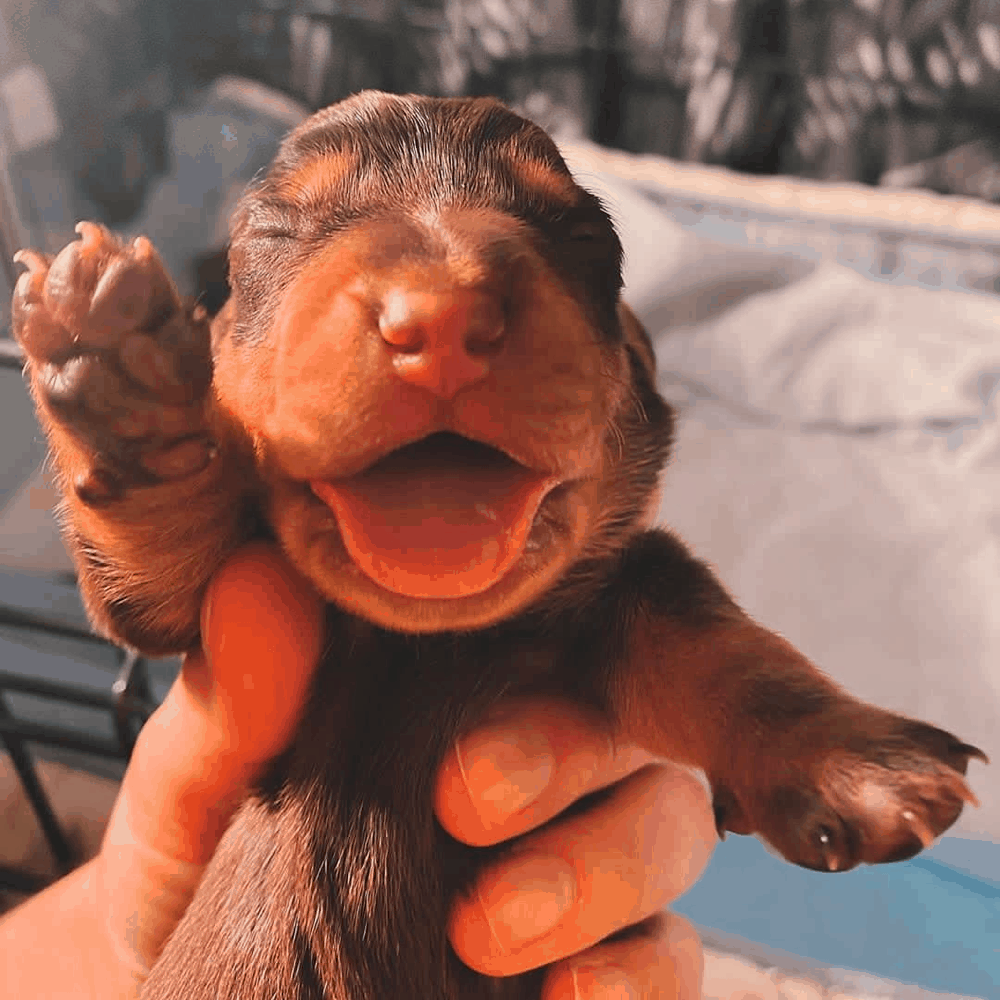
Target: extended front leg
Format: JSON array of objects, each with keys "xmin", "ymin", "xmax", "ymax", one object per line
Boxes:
[
  {"xmin": 610, "ymin": 531, "xmax": 986, "ymax": 872},
  {"xmin": 12, "ymin": 223, "xmax": 253, "ymax": 655}
]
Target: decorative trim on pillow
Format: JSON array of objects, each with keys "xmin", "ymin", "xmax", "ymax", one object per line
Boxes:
[{"xmin": 561, "ymin": 140, "xmax": 1000, "ymax": 297}]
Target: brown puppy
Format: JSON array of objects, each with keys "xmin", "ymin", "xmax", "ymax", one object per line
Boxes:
[{"xmin": 12, "ymin": 92, "xmax": 986, "ymax": 999}]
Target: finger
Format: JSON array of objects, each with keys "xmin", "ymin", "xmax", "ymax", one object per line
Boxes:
[
  {"xmin": 435, "ymin": 696, "xmax": 662, "ymax": 847},
  {"xmin": 181, "ymin": 539, "xmax": 326, "ymax": 769},
  {"xmin": 98, "ymin": 541, "xmax": 324, "ymax": 971},
  {"xmin": 449, "ymin": 761, "xmax": 716, "ymax": 977},
  {"xmin": 545, "ymin": 912, "xmax": 704, "ymax": 1000}
]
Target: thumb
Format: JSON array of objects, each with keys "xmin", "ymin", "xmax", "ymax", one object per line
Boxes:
[{"xmin": 98, "ymin": 541, "xmax": 325, "ymax": 973}]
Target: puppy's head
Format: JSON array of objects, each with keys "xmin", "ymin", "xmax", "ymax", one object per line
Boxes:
[{"xmin": 213, "ymin": 91, "xmax": 671, "ymax": 632}]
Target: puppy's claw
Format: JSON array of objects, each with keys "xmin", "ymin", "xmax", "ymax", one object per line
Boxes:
[
  {"xmin": 956, "ymin": 742, "xmax": 990, "ymax": 769},
  {"xmin": 131, "ymin": 234, "xmax": 157, "ymax": 261},
  {"xmin": 74, "ymin": 220, "xmax": 109, "ymax": 246},
  {"xmin": 711, "ymin": 784, "xmax": 753, "ymax": 839},
  {"xmin": 901, "ymin": 808, "xmax": 936, "ymax": 849},
  {"xmin": 13, "ymin": 248, "xmax": 50, "ymax": 272},
  {"xmin": 959, "ymin": 784, "xmax": 981, "ymax": 808},
  {"xmin": 816, "ymin": 826, "xmax": 841, "ymax": 871}
]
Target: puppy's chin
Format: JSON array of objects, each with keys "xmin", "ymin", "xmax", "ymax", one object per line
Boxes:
[{"xmin": 272, "ymin": 481, "xmax": 596, "ymax": 633}]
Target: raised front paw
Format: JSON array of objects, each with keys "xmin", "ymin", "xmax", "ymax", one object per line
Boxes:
[
  {"xmin": 713, "ymin": 709, "xmax": 988, "ymax": 872},
  {"xmin": 12, "ymin": 222, "xmax": 214, "ymax": 505}
]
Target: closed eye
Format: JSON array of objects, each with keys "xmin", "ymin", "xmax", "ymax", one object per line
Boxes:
[
  {"xmin": 252, "ymin": 229, "xmax": 297, "ymax": 241},
  {"xmin": 245, "ymin": 199, "xmax": 300, "ymax": 241},
  {"xmin": 569, "ymin": 223, "xmax": 605, "ymax": 241}
]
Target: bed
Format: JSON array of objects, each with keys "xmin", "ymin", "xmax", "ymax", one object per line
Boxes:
[{"xmin": 561, "ymin": 140, "xmax": 1000, "ymax": 999}]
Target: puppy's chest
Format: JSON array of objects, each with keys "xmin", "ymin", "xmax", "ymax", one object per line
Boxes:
[
  {"xmin": 242, "ymin": 609, "xmax": 606, "ymax": 1000},
  {"xmin": 322, "ymin": 612, "xmax": 572, "ymax": 725},
  {"xmin": 280, "ymin": 607, "xmax": 616, "ymax": 806}
]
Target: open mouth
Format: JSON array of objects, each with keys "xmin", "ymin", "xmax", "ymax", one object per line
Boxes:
[{"xmin": 311, "ymin": 432, "xmax": 560, "ymax": 599}]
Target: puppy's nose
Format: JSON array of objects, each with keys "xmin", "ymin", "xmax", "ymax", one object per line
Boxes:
[{"xmin": 378, "ymin": 286, "xmax": 503, "ymax": 398}]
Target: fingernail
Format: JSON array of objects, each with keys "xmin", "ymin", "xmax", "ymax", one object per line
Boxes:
[
  {"xmin": 572, "ymin": 963, "xmax": 639, "ymax": 1000},
  {"xmin": 481, "ymin": 855, "xmax": 576, "ymax": 949},
  {"xmin": 456, "ymin": 719, "xmax": 554, "ymax": 822}
]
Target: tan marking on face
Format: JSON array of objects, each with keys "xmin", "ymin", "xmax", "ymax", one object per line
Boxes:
[
  {"xmin": 276, "ymin": 151, "xmax": 355, "ymax": 204},
  {"xmin": 508, "ymin": 155, "xmax": 578, "ymax": 205}
]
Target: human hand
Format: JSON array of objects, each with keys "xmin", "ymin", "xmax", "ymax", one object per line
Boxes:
[
  {"xmin": 437, "ymin": 700, "xmax": 715, "ymax": 998},
  {"xmin": 0, "ymin": 541, "xmax": 326, "ymax": 996},
  {"xmin": 0, "ymin": 543, "xmax": 715, "ymax": 998}
]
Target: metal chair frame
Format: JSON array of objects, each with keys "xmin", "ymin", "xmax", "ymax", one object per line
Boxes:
[{"xmin": 0, "ymin": 340, "xmax": 157, "ymax": 896}]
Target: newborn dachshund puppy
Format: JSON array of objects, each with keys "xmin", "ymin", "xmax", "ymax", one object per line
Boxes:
[{"xmin": 12, "ymin": 92, "xmax": 985, "ymax": 999}]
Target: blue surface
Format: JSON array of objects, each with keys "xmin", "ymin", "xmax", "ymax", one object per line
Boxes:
[{"xmin": 673, "ymin": 833, "xmax": 1000, "ymax": 997}]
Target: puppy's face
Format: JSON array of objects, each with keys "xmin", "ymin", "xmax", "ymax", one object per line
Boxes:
[{"xmin": 213, "ymin": 92, "xmax": 669, "ymax": 632}]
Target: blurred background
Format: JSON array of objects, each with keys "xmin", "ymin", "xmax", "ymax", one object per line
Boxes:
[
  {"xmin": 4, "ymin": 0, "xmax": 1000, "ymax": 299},
  {"xmin": 8, "ymin": 0, "xmax": 1000, "ymax": 260},
  {"xmin": 0, "ymin": 3, "xmax": 998, "ymax": 998}
]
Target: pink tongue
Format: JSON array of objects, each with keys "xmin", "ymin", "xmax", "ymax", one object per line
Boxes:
[{"xmin": 311, "ymin": 436, "xmax": 555, "ymax": 598}]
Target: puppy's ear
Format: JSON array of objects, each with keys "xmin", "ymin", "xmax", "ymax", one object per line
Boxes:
[
  {"xmin": 618, "ymin": 302, "xmax": 656, "ymax": 376},
  {"xmin": 193, "ymin": 247, "xmax": 231, "ymax": 317}
]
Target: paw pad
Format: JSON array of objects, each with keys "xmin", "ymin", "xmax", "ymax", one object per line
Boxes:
[
  {"xmin": 12, "ymin": 223, "xmax": 215, "ymax": 501},
  {"xmin": 718, "ymin": 714, "xmax": 986, "ymax": 872}
]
